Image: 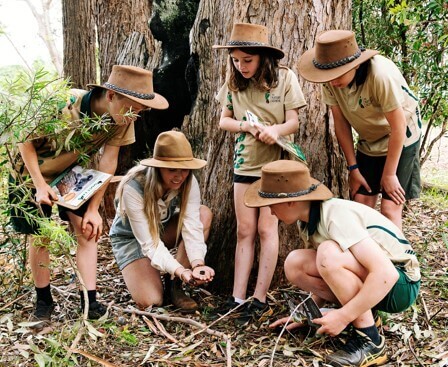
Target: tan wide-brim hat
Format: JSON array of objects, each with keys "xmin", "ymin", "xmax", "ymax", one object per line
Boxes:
[
  {"xmin": 298, "ymin": 30, "xmax": 379, "ymax": 83},
  {"xmin": 87, "ymin": 65, "xmax": 169, "ymax": 110},
  {"xmin": 213, "ymin": 23, "xmax": 284, "ymax": 60},
  {"xmin": 140, "ymin": 131, "xmax": 207, "ymax": 170},
  {"xmin": 244, "ymin": 160, "xmax": 333, "ymax": 208}
]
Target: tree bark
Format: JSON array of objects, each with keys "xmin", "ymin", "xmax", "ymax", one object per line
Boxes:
[
  {"xmin": 185, "ymin": 0, "xmax": 351, "ymax": 292},
  {"xmin": 62, "ymin": 0, "xmax": 96, "ymax": 87}
]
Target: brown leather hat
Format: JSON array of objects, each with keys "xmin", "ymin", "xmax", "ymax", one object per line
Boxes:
[
  {"xmin": 213, "ymin": 23, "xmax": 284, "ymax": 59},
  {"xmin": 140, "ymin": 131, "xmax": 206, "ymax": 169},
  {"xmin": 87, "ymin": 65, "xmax": 169, "ymax": 109},
  {"xmin": 244, "ymin": 160, "xmax": 333, "ymax": 208},
  {"xmin": 298, "ymin": 30, "xmax": 378, "ymax": 83}
]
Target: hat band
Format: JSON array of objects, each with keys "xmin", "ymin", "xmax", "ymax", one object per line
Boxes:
[
  {"xmin": 227, "ymin": 40, "xmax": 267, "ymax": 47},
  {"xmin": 258, "ymin": 183, "xmax": 321, "ymax": 198},
  {"xmin": 313, "ymin": 46, "xmax": 365, "ymax": 70},
  {"xmin": 104, "ymin": 82, "xmax": 155, "ymax": 100},
  {"xmin": 154, "ymin": 156, "xmax": 193, "ymax": 162}
]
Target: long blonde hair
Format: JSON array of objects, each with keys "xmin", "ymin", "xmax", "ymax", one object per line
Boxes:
[{"xmin": 115, "ymin": 164, "xmax": 193, "ymax": 245}]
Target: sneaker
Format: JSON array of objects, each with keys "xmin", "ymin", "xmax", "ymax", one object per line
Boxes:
[
  {"xmin": 235, "ymin": 298, "xmax": 273, "ymax": 326},
  {"xmin": 206, "ymin": 296, "xmax": 243, "ymax": 320},
  {"xmin": 29, "ymin": 300, "xmax": 55, "ymax": 330},
  {"xmin": 325, "ymin": 329, "xmax": 388, "ymax": 367},
  {"xmin": 81, "ymin": 301, "xmax": 107, "ymax": 320}
]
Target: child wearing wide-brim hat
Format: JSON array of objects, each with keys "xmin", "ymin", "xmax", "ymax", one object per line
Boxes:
[
  {"xmin": 211, "ymin": 22, "xmax": 307, "ymax": 326},
  {"xmin": 9, "ymin": 64, "xmax": 169, "ymax": 330},
  {"xmin": 110, "ymin": 131, "xmax": 214, "ymax": 313},
  {"xmin": 298, "ymin": 30, "xmax": 421, "ymax": 232},
  {"xmin": 245, "ymin": 160, "xmax": 421, "ymax": 367}
]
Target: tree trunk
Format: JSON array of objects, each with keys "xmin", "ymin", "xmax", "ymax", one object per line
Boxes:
[
  {"xmin": 62, "ymin": 0, "xmax": 96, "ymax": 87},
  {"xmin": 185, "ymin": 0, "xmax": 351, "ymax": 293}
]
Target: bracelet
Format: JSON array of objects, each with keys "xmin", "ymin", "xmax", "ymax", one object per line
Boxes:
[
  {"xmin": 238, "ymin": 121, "xmax": 243, "ymax": 132},
  {"xmin": 347, "ymin": 164, "xmax": 359, "ymax": 171},
  {"xmin": 192, "ymin": 263, "xmax": 204, "ymax": 270}
]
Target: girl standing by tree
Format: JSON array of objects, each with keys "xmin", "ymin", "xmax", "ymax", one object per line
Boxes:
[
  {"xmin": 212, "ymin": 23, "xmax": 307, "ymax": 325},
  {"xmin": 110, "ymin": 131, "xmax": 214, "ymax": 313},
  {"xmin": 298, "ymin": 30, "xmax": 421, "ymax": 230}
]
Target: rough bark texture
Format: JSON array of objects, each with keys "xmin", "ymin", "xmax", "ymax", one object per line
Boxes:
[
  {"xmin": 62, "ymin": 0, "xmax": 351, "ymax": 294},
  {"xmin": 185, "ymin": 0, "xmax": 351, "ymax": 293},
  {"xmin": 62, "ymin": 0, "xmax": 96, "ymax": 87}
]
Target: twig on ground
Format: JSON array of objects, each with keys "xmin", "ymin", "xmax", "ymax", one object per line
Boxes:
[
  {"xmin": 407, "ymin": 336, "xmax": 425, "ymax": 367},
  {"xmin": 114, "ymin": 305, "xmax": 232, "ymax": 366},
  {"xmin": 0, "ymin": 290, "xmax": 30, "ymax": 312},
  {"xmin": 419, "ymin": 293, "xmax": 432, "ymax": 329},
  {"xmin": 142, "ymin": 315, "xmax": 159, "ymax": 335},
  {"xmin": 152, "ymin": 316, "xmax": 179, "ymax": 344}
]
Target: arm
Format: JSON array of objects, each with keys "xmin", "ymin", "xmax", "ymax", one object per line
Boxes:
[
  {"xmin": 218, "ymin": 106, "xmax": 259, "ymax": 136},
  {"xmin": 82, "ymin": 144, "xmax": 120, "ymax": 241},
  {"xmin": 18, "ymin": 142, "xmax": 58, "ymax": 206},
  {"xmin": 381, "ymin": 107, "xmax": 407, "ymax": 204},
  {"xmin": 121, "ymin": 184, "xmax": 187, "ymax": 279},
  {"xmin": 332, "ymin": 105, "xmax": 372, "ymax": 196},
  {"xmin": 314, "ymin": 237, "xmax": 399, "ymax": 336},
  {"xmin": 181, "ymin": 177, "xmax": 215, "ymax": 283},
  {"xmin": 257, "ymin": 108, "xmax": 299, "ymax": 145}
]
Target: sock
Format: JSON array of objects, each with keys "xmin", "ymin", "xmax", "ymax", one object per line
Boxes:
[
  {"xmin": 80, "ymin": 290, "xmax": 97, "ymax": 307},
  {"xmin": 36, "ymin": 284, "xmax": 53, "ymax": 305},
  {"xmin": 234, "ymin": 297, "xmax": 244, "ymax": 304},
  {"xmin": 357, "ymin": 325, "xmax": 381, "ymax": 345}
]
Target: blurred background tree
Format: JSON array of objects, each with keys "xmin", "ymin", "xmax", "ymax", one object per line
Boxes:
[{"xmin": 352, "ymin": 0, "xmax": 448, "ymax": 166}]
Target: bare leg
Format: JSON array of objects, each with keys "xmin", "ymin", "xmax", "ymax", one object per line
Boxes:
[
  {"xmin": 316, "ymin": 240, "xmax": 375, "ymax": 328},
  {"xmin": 354, "ymin": 193, "xmax": 379, "ymax": 209},
  {"xmin": 29, "ymin": 236, "xmax": 51, "ymax": 288},
  {"xmin": 121, "ymin": 258, "xmax": 164, "ymax": 309},
  {"xmin": 232, "ymin": 183, "xmax": 258, "ymax": 300},
  {"xmin": 253, "ymin": 206, "xmax": 279, "ymax": 303},
  {"xmin": 380, "ymin": 198, "xmax": 403, "ymax": 230},
  {"xmin": 284, "ymin": 249, "xmax": 338, "ymax": 304},
  {"xmin": 66, "ymin": 212, "xmax": 98, "ymax": 290}
]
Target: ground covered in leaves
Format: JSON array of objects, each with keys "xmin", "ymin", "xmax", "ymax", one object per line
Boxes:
[{"xmin": 0, "ymin": 191, "xmax": 447, "ymax": 367}]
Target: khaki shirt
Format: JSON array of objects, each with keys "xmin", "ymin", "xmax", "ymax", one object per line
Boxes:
[
  {"xmin": 14, "ymin": 89, "xmax": 135, "ymax": 183},
  {"xmin": 216, "ymin": 66, "xmax": 306, "ymax": 176},
  {"xmin": 302, "ymin": 198, "xmax": 420, "ymax": 282},
  {"xmin": 322, "ymin": 55, "xmax": 421, "ymax": 156}
]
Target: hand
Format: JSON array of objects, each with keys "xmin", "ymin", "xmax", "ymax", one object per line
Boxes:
[
  {"xmin": 312, "ymin": 309, "xmax": 349, "ymax": 337},
  {"xmin": 34, "ymin": 184, "xmax": 58, "ymax": 206},
  {"xmin": 269, "ymin": 316, "xmax": 307, "ymax": 331},
  {"xmin": 81, "ymin": 209, "xmax": 103, "ymax": 242},
  {"xmin": 381, "ymin": 174, "xmax": 405, "ymax": 205},
  {"xmin": 191, "ymin": 265, "xmax": 215, "ymax": 285},
  {"xmin": 257, "ymin": 124, "xmax": 278, "ymax": 145},
  {"xmin": 349, "ymin": 169, "xmax": 371, "ymax": 199}
]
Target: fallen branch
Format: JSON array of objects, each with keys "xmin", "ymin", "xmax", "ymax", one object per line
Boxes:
[
  {"xmin": 152, "ymin": 316, "xmax": 179, "ymax": 344},
  {"xmin": 0, "ymin": 290, "xmax": 31, "ymax": 312},
  {"xmin": 114, "ymin": 305, "xmax": 232, "ymax": 366}
]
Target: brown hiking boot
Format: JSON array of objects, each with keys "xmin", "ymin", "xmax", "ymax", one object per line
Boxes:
[{"xmin": 169, "ymin": 277, "xmax": 198, "ymax": 313}]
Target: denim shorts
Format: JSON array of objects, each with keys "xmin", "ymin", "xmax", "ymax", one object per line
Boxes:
[
  {"xmin": 111, "ymin": 237, "xmax": 145, "ymax": 271},
  {"xmin": 111, "ymin": 214, "xmax": 179, "ymax": 271},
  {"xmin": 375, "ymin": 268, "xmax": 420, "ymax": 313}
]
